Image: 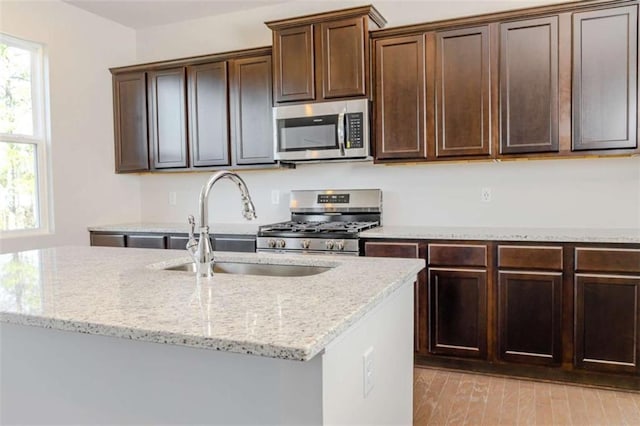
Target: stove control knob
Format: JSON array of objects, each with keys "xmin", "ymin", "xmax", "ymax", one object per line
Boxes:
[
  {"xmin": 335, "ymin": 240, "xmax": 345, "ymax": 251},
  {"xmin": 276, "ymin": 239, "xmax": 286, "ymax": 249},
  {"xmin": 301, "ymin": 239, "xmax": 310, "ymax": 249},
  {"xmin": 325, "ymin": 240, "xmax": 335, "ymax": 250},
  {"xmin": 267, "ymin": 239, "xmax": 276, "ymax": 248}
]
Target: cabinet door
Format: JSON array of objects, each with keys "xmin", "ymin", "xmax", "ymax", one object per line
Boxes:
[
  {"xmin": 498, "ymin": 271, "xmax": 562, "ymax": 365},
  {"xmin": 374, "ymin": 35, "xmax": 427, "ymax": 160},
  {"xmin": 113, "ymin": 72, "xmax": 149, "ymax": 172},
  {"xmin": 148, "ymin": 68, "xmax": 188, "ymax": 168},
  {"xmin": 187, "ymin": 62, "xmax": 230, "ymax": 167},
  {"xmin": 500, "ymin": 17, "xmax": 559, "ymax": 154},
  {"xmin": 230, "ymin": 55, "xmax": 275, "ymax": 165},
  {"xmin": 320, "ymin": 17, "xmax": 366, "ymax": 99},
  {"xmin": 575, "ymin": 274, "xmax": 640, "ymax": 374},
  {"xmin": 572, "ymin": 5, "xmax": 637, "ymax": 151},
  {"xmin": 364, "ymin": 241, "xmax": 428, "ymax": 356},
  {"xmin": 429, "ymin": 268, "xmax": 487, "ymax": 358},
  {"xmin": 273, "ymin": 25, "xmax": 315, "ymax": 103},
  {"xmin": 435, "ymin": 26, "xmax": 491, "ymax": 158}
]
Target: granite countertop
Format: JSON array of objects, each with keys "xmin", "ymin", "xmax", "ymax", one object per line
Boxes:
[
  {"xmin": 361, "ymin": 226, "xmax": 640, "ymax": 244},
  {"xmin": 0, "ymin": 247, "xmax": 423, "ymax": 361},
  {"xmin": 88, "ymin": 222, "xmax": 258, "ymax": 235}
]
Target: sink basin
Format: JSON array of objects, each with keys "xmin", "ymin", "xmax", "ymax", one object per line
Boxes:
[{"xmin": 164, "ymin": 261, "xmax": 331, "ymax": 277}]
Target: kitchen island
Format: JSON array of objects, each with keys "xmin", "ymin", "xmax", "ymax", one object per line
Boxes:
[{"xmin": 0, "ymin": 246, "xmax": 424, "ymax": 425}]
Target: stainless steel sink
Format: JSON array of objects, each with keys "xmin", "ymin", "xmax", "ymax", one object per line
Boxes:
[{"xmin": 164, "ymin": 261, "xmax": 331, "ymax": 277}]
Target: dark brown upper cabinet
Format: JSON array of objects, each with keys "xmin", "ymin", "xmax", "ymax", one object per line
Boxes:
[
  {"xmin": 147, "ymin": 67, "xmax": 188, "ymax": 169},
  {"xmin": 112, "ymin": 71, "xmax": 149, "ymax": 172},
  {"xmin": 272, "ymin": 25, "xmax": 315, "ymax": 103},
  {"xmin": 110, "ymin": 47, "xmax": 274, "ymax": 173},
  {"xmin": 373, "ymin": 35, "xmax": 428, "ymax": 161},
  {"xmin": 230, "ymin": 55, "xmax": 275, "ymax": 165},
  {"xmin": 267, "ymin": 5, "xmax": 386, "ymax": 104},
  {"xmin": 500, "ymin": 17, "xmax": 559, "ymax": 154},
  {"xmin": 572, "ymin": 5, "xmax": 638, "ymax": 151},
  {"xmin": 435, "ymin": 26, "xmax": 492, "ymax": 158},
  {"xmin": 320, "ymin": 17, "xmax": 366, "ymax": 99},
  {"xmin": 187, "ymin": 61, "xmax": 230, "ymax": 167}
]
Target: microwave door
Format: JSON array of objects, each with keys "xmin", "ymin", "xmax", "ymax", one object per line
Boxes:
[{"xmin": 277, "ymin": 115, "xmax": 339, "ymax": 156}]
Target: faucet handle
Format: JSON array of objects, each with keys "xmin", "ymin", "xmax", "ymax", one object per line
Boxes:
[
  {"xmin": 188, "ymin": 214, "xmax": 196, "ymax": 238},
  {"xmin": 186, "ymin": 215, "xmax": 198, "ymax": 256}
]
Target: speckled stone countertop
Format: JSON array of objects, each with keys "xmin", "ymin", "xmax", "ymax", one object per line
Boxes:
[
  {"xmin": 88, "ymin": 222, "xmax": 258, "ymax": 235},
  {"xmin": 0, "ymin": 247, "xmax": 423, "ymax": 361},
  {"xmin": 360, "ymin": 226, "xmax": 640, "ymax": 244}
]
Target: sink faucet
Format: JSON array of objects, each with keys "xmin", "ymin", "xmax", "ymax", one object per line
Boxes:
[{"xmin": 187, "ymin": 171, "xmax": 257, "ymax": 277}]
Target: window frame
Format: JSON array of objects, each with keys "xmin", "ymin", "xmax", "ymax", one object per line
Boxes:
[{"xmin": 0, "ymin": 33, "xmax": 52, "ymax": 238}]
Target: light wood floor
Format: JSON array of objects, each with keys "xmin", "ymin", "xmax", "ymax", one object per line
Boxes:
[{"xmin": 414, "ymin": 367, "xmax": 640, "ymax": 425}]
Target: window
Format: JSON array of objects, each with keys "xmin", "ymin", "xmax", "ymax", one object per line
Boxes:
[{"xmin": 0, "ymin": 33, "xmax": 50, "ymax": 235}]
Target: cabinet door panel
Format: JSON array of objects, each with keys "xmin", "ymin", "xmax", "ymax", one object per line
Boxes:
[
  {"xmin": 374, "ymin": 35, "xmax": 427, "ymax": 160},
  {"xmin": 148, "ymin": 68, "xmax": 188, "ymax": 168},
  {"xmin": 321, "ymin": 17, "xmax": 366, "ymax": 98},
  {"xmin": 113, "ymin": 72, "xmax": 149, "ymax": 172},
  {"xmin": 429, "ymin": 268, "xmax": 487, "ymax": 358},
  {"xmin": 187, "ymin": 62, "xmax": 230, "ymax": 167},
  {"xmin": 273, "ymin": 25, "xmax": 315, "ymax": 103},
  {"xmin": 500, "ymin": 17, "xmax": 559, "ymax": 154},
  {"xmin": 575, "ymin": 275, "xmax": 640, "ymax": 374},
  {"xmin": 573, "ymin": 5, "xmax": 637, "ymax": 151},
  {"xmin": 230, "ymin": 55, "xmax": 275, "ymax": 165},
  {"xmin": 364, "ymin": 241, "xmax": 428, "ymax": 355},
  {"xmin": 436, "ymin": 26, "xmax": 491, "ymax": 157},
  {"xmin": 499, "ymin": 271, "xmax": 562, "ymax": 365}
]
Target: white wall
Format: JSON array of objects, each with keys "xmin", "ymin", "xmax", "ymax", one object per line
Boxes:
[
  {"xmin": 136, "ymin": 0, "xmax": 640, "ymax": 230},
  {"xmin": 0, "ymin": 0, "xmax": 140, "ymax": 253}
]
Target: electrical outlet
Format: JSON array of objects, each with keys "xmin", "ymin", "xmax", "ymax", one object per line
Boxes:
[
  {"xmin": 271, "ymin": 190, "xmax": 280, "ymax": 205},
  {"xmin": 481, "ymin": 187, "xmax": 492, "ymax": 203},
  {"xmin": 169, "ymin": 191, "xmax": 177, "ymax": 206},
  {"xmin": 363, "ymin": 347, "xmax": 374, "ymax": 397}
]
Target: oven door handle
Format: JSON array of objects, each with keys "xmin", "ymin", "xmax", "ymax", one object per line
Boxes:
[{"xmin": 337, "ymin": 110, "xmax": 346, "ymax": 156}]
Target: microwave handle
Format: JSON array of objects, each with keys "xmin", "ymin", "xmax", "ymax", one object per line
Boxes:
[{"xmin": 338, "ymin": 111, "xmax": 346, "ymax": 156}]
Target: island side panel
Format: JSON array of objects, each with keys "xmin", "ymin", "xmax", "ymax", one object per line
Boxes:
[
  {"xmin": 0, "ymin": 323, "xmax": 322, "ymax": 425},
  {"xmin": 321, "ymin": 276, "xmax": 415, "ymax": 425}
]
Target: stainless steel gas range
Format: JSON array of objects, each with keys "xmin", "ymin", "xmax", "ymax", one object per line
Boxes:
[{"xmin": 257, "ymin": 189, "xmax": 382, "ymax": 255}]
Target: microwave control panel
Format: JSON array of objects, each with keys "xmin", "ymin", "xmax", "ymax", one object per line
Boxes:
[{"xmin": 345, "ymin": 113, "xmax": 364, "ymax": 149}]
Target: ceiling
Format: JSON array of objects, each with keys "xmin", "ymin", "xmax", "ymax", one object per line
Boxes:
[{"xmin": 64, "ymin": 0, "xmax": 287, "ymax": 29}]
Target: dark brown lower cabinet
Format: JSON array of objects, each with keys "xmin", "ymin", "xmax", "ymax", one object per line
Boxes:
[
  {"xmin": 363, "ymin": 241, "xmax": 428, "ymax": 355},
  {"xmin": 90, "ymin": 233, "xmax": 125, "ymax": 247},
  {"xmin": 429, "ymin": 268, "xmax": 487, "ymax": 358},
  {"xmin": 498, "ymin": 271, "xmax": 562, "ymax": 365},
  {"xmin": 127, "ymin": 235, "xmax": 166, "ymax": 249},
  {"xmin": 575, "ymin": 274, "xmax": 640, "ymax": 374}
]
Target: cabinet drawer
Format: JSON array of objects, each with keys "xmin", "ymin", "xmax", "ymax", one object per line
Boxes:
[
  {"xmin": 498, "ymin": 245, "xmax": 563, "ymax": 271},
  {"xmin": 127, "ymin": 235, "xmax": 166, "ymax": 249},
  {"xmin": 428, "ymin": 244, "xmax": 487, "ymax": 267},
  {"xmin": 364, "ymin": 242, "xmax": 420, "ymax": 258},
  {"xmin": 575, "ymin": 248, "xmax": 640, "ymax": 274},
  {"xmin": 90, "ymin": 233, "xmax": 125, "ymax": 247},
  {"xmin": 214, "ymin": 236, "xmax": 256, "ymax": 253}
]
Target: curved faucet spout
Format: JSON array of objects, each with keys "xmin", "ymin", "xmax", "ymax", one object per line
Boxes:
[{"xmin": 189, "ymin": 171, "xmax": 257, "ymax": 277}]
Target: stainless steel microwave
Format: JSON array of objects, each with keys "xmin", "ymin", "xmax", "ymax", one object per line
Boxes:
[{"xmin": 273, "ymin": 99, "xmax": 370, "ymax": 162}]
